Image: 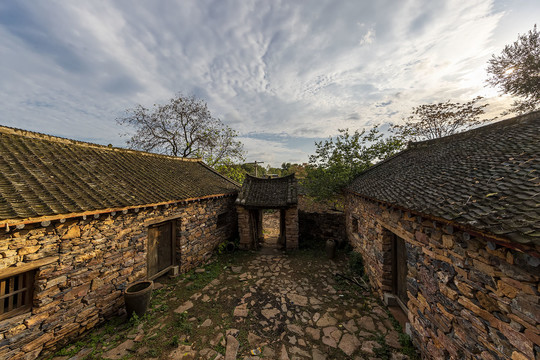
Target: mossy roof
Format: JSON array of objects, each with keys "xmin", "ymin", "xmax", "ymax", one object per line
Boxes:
[
  {"xmin": 0, "ymin": 126, "xmax": 238, "ymax": 222},
  {"xmin": 236, "ymin": 174, "xmax": 297, "ymax": 208},
  {"xmin": 348, "ymin": 111, "xmax": 540, "ymax": 246}
]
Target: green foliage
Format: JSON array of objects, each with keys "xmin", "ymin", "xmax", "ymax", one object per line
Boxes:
[
  {"xmin": 304, "ymin": 126, "xmax": 404, "ymax": 201},
  {"xmin": 348, "ymin": 251, "xmax": 365, "ymax": 277},
  {"xmin": 393, "ymin": 96, "xmax": 490, "ymax": 142},
  {"xmin": 172, "ymin": 312, "xmax": 193, "ymax": 335},
  {"xmin": 168, "ymin": 334, "xmax": 180, "ymax": 347},
  {"xmin": 214, "ymin": 160, "xmax": 247, "ymax": 183},
  {"xmin": 373, "ymin": 334, "xmax": 392, "ymax": 359},
  {"xmin": 487, "ymin": 24, "xmax": 540, "ymax": 114}
]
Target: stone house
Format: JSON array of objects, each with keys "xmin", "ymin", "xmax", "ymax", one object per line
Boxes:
[
  {"xmin": 0, "ymin": 126, "xmax": 239, "ymax": 359},
  {"xmin": 345, "ymin": 112, "xmax": 539, "ymax": 359}
]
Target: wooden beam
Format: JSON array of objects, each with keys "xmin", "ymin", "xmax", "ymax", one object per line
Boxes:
[
  {"xmin": 0, "ymin": 257, "xmax": 58, "ymax": 278},
  {"xmin": 0, "ymin": 193, "xmax": 236, "ymax": 230}
]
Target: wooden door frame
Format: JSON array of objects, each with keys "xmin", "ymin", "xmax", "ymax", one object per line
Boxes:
[
  {"xmin": 391, "ymin": 233, "xmax": 409, "ymax": 313},
  {"xmin": 147, "ymin": 220, "xmax": 176, "ymax": 281}
]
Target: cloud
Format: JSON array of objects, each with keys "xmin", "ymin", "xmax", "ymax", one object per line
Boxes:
[{"xmin": 0, "ymin": 0, "xmax": 534, "ymax": 166}]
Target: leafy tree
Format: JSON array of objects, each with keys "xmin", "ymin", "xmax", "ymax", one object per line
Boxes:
[
  {"xmin": 117, "ymin": 94, "xmax": 244, "ymax": 166},
  {"xmin": 392, "ymin": 97, "xmax": 489, "ymax": 142},
  {"xmin": 304, "ymin": 126, "xmax": 404, "ymax": 201},
  {"xmin": 214, "ymin": 160, "xmax": 247, "ymax": 184},
  {"xmin": 240, "ymin": 163, "xmax": 266, "ymax": 177},
  {"xmin": 487, "ymin": 25, "xmax": 540, "ymax": 114}
]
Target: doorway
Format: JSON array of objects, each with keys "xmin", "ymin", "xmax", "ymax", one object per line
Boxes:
[
  {"xmin": 392, "ymin": 234, "xmax": 409, "ymax": 310},
  {"xmin": 147, "ymin": 221, "xmax": 175, "ymax": 279}
]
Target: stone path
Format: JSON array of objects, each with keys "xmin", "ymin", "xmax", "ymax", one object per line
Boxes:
[{"xmin": 50, "ymin": 248, "xmax": 415, "ymax": 360}]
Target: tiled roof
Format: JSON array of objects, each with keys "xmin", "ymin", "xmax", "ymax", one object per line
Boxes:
[
  {"xmin": 348, "ymin": 111, "xmax": 540, "ymax": 245},
  {"xmin": 0, "ymin": 126, "xmax": 238, "ymax": 222},
  {"xmin": 236, "ymin": 174, "xmax": 297, "ymax": 208}
]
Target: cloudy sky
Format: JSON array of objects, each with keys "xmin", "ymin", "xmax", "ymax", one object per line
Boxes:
[{"xmin": 0, "ymin": 1, "xmax": 538, "ymax": 167}]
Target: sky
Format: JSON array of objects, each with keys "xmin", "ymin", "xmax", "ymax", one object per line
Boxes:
[{"xmin": 0, "ymin": 0, "xmax": 538, "ymax": 167}]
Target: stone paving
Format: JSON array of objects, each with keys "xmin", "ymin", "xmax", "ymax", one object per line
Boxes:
[{"xmin": 50, "ymin": 248, "xmax": 415, "ymax": 360}]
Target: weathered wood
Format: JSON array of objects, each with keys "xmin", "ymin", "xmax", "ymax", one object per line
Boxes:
[
  {"xmin": 0, "ymin": 257, "xmax": 58, "ymax": 278},
  {"xmin": 0, "ymin": 193, "xmax": 234, "ymax": 230}
]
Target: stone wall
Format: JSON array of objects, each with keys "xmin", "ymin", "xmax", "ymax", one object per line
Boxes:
[
  {"xmin": 284, "ymin": 206, "xmax": 299, "ymax": 250},
  {"xmin": 299, "ymin": 210, "xmax": 346, "ymax": 246},
  {"xmin": 0, "ymin": 196, "xmax": 237, "ymax": 359},
  {"xmin": 346, "ymin": 194, "xmax": 540, "ymax": 360}
]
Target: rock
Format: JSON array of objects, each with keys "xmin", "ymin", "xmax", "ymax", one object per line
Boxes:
[
  {"xmin": 210, "ymin": 333, "xmax": 224, "ymax": 346},
  {"xmin": 168, "ymin": 344, "xmax": 196, "ymax": 359},
  {"xmin": 280, "ymin": 344, "xmax": 290, "ymax": 360},
  {"xmin": 287, "ymin": 324, "xmax": 304, "ymax": 336},
  {"xmin": 385, "ymin": 331, "xmax": 402, "ymax": 349},
  {"xmin": 306, "ymin": 327, "xmax": 320, "ymax": 340},
  {"xmin": 287, "ymin": 293, "xmax": 308, "ymax": 306},
  {"xmin": 102, "ymin": 339, "xmax": 135, "ymax": 359},
  {"xmin": 338, "ymin": 333, "xmax": 360, "ymax": 356},
  {"xmin": 248, "ymin": 332, "xmax": 262, "ymax": 346},
  {"xmin": 199, "ymin": 348, "xmax": 219, "ymax": 359},
  {"xmin": 200, "ymin": 319, "xmax": 212, "ymax": 327},
  {"xmin": 225, "ymin": 335, "xmax": 239, "ymax": 360},
  {"xmin": 357, "ymin": 316, "xmax": 376, "ymax": 332},
  {"xmin": 231, "ymin": 266, "xmax": 242, "ymax": 273},
  {"xmin": 361, "ymin": 340, "xmax": 381, "ymax": 355},
  {"xmin": 316, "ymin": 313, "xmax": 337, "ymax": 327},
  {"xmin": 289, "ymin": 346, "xmax": 310, "ymax": 357},
  {"xmin": 174, "ymin": 301, "xmax": 193, "ymax": 314},
  {"xmin": 288, "ymin": 335, "xmax": 297, "ymax": 345},
  {"xmin": 261, "ymin": 308, "xmax": 280, "ymax": 319},
  {"xmin": 322, "ymin": 336, "xmax": 337, "ymax": 348},
  {"xmin": 343, "ymin": 319, "xmax": 358, "ymax": 333},
  {"xmin": 312, "ymin": 348, "xmax": 327, "ymax": 360},
  {"xmin": 262, "ymin": 346, "xmax": 275, "ymax": 358},
  {"xmin": 234, "ymin": 304, "xmax": 248, "ymax": 317}
]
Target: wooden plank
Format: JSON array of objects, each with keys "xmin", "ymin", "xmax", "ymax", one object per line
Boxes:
[
  {"xmin": 157, "ymin": 222, "xmax": 173, "ymax": 273},
  {"xmin": 24, "ymin": 271, "xmax": 33, "ymax": 307},
  {"xmin": 147, "ymin": 227, "xmax": 158, "ymax": 277},
  {"xmin": 0, "ymin": 279, "xmax": 5, "ymax": 315},
  {"xmin": 16, "ymin": 275, "xmax": 23, "ymax": 308},
  {"xmin": 7, "ymin": 277, "xmax": 14, "ymax": 312},
  {"xmin": 144, "ymin": 214, "xmax": 183, "ymax": 227},
  {"xmin": 0, "ymin": 256, "xmax": 58, "ymax": 278},
  {"xmin": 0, "ymin": 193, "xmax": 236, "ymax": 230}
]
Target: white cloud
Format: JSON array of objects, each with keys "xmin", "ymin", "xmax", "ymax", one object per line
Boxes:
[{"xmin": 0, "ymin": 0, "xmax": 536, "ymax": 165}]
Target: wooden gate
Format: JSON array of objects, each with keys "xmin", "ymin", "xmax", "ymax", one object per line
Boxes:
[
  {"xmin": 392, "ymin": 234, "xmax": 409, "ymax": 308},
  {"xmin": 148, "ymin": 221, "xmax": 175, "ymax": 279}
]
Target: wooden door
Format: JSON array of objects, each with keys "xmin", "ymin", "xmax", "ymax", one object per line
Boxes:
[
  {"xmin": 392, "ymin": 234, "xmax": 409, "ymax": 306},
  {"xmin": 148, "ymin": 221, "xmax": 175, "ymax": 278}
]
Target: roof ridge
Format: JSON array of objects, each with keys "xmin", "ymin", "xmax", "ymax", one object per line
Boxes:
[
  {"xmin": 409, "ymin": 110, "xmax": 540, "ymax": 149},
  {"xmin": 245, "ymin": 173, "xmax": 296, "ymax": 181},
  {"xmin": 0, "ymin": 125, "xmax": 201, "ymax": 162}
]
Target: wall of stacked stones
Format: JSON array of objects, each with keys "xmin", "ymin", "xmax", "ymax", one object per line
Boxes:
[
  {"xmin": 299, "ymin": 210, "xmax": 346, "ymax": 245},
  {"xmin": 0, "ymin": 196, "xmax": 236, "ymax": 359},
  {"xmin": 345, "ymin": 195, "xmax": 539, "ymax": 360}
]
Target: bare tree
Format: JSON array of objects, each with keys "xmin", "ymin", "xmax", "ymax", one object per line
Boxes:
[
  {"xmin": 487, "ymin": 25, "xmax": 540, "ymax": 114},
  {"xmin": 393, "ymin": 97, "xmax": 490, "ymax": 142},
  {"xmin": 117, "ymin": 94, "xmax": 244, "ymax": 166}
]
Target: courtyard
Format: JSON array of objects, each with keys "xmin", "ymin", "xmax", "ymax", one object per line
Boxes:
[{"xmin": 47, "ymin": 243, "xmax": 417, "ymax": 360}]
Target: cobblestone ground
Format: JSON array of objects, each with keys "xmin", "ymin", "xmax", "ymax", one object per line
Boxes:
[{"xmin": 49, "ymin": 248, "xmax": 417, "ymax": 360}]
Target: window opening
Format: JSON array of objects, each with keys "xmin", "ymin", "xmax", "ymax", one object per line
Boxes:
[{"xmin": 0, "ymin": 271, "xmax": 34, "ymax": 320}]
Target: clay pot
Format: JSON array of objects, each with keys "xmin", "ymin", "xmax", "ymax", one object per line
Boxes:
[{"xmin": 124, "ymin": 280, "xmax": 153, "ymax": 318}]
